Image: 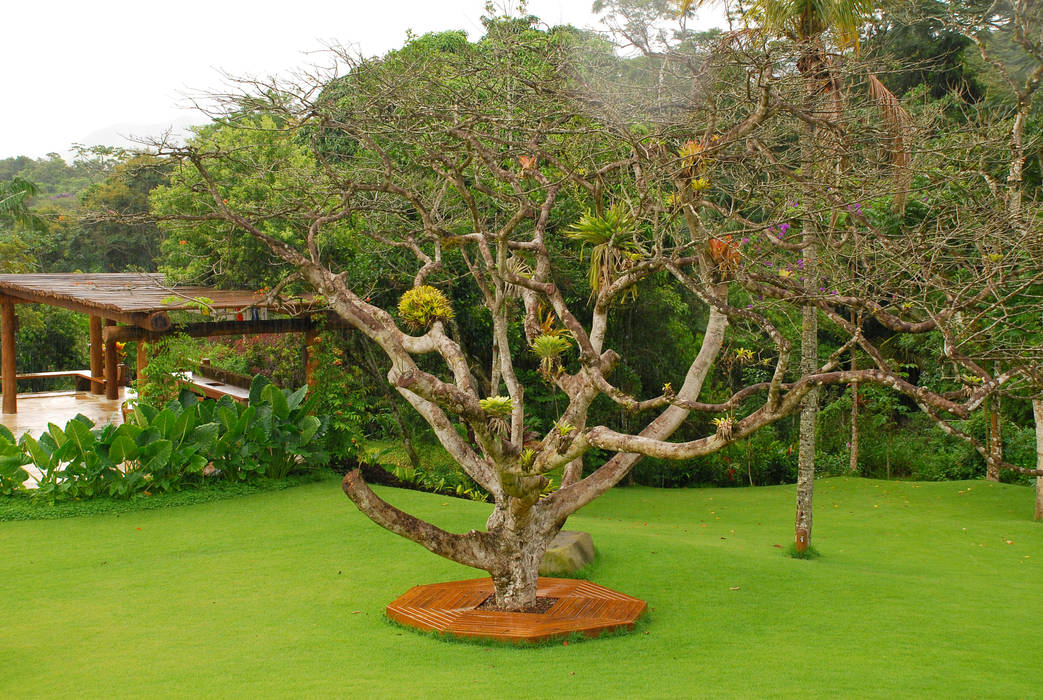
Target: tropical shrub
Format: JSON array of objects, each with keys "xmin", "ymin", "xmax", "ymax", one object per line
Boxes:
[{"xmin": 7, "ymin": 377, "xmax": 328, "ymax": 502}]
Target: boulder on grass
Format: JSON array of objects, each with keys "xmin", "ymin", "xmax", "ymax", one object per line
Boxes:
[{"xmin": 539, "ymin": 530, "xmax": 595, "ymax": 576}]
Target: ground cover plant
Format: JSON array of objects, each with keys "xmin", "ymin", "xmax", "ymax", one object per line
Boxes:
[{"xmin": 1, "ymin": 476, "xmax": 1040, "ymax": 698}]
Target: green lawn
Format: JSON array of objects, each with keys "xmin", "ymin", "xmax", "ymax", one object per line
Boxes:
[{"xmin": 2, "ymin": 476, "xmax": 1040, "ymax": 698}]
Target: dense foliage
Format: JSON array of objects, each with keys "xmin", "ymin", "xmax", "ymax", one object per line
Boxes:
[{"xmin": 1, "ymin": 378, "xmax": 328, "ymax": 502}]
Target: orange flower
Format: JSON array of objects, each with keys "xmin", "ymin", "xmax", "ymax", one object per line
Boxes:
[{"xmin": 179, "ymin": 239, "xmax": 188, "ymax": 245}]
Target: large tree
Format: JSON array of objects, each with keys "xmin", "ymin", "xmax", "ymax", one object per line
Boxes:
[{"xmin": 149, "ymin": 17, "xmax": 1038, "ymax": 609}]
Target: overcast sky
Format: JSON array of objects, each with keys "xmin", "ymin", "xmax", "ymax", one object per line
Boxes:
[{"xmin": 1, "ymin": 1, "xmax": 724, "ymax": 162}]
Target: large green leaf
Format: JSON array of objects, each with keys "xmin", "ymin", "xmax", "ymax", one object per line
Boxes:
[
  {"xmin": 142, "ymin": 439, "xmax": 173, "ymax": 472},
  {"xmin": 217, "ymin": 405, "xmax": 238, "ymax": 432},
  {"xmin": 170, "ymin": 409, "xmax": 196, "ymax": 445},
  {"xmin": 249, "ymin": 374, "xmax": 272, "ymax": 405},
  {"xmin": 0, "ymin": 444, "xmax": 31, "ymax": 470},
  {"xmin": 152, "ymin": 409, "xmax": 176, "ymax": 438},
  {"xmin": 0, "ymin": 425, "xmax": 16, "ymax": 444},
  {"xmin": 46, "ymin": 423, "xmax": 68, "ymax": 448},
  {"xmin": 178, "ymin": 389, "xmax": 199, "ymax": 410},
  {"xmin": 299, "ymin": 415, "xmax": 321, "ymax": 445},
  {"xmin": 71, "ymin": 413, "xmax": 96, "ymax": 428},
  {"xmin": 133, "ymin": 403, "xmax": 158, "ymax": 425},
  {"xmin": 264, "ymin": 384, "xmax": 289, "ymax": 420},
  {"xmin": 65, "ymin": 418, "xmax": 95, "ymax": 458},
  {"xmin": 20, "ymin": 435, "xmax": 56, "ymax": 471},
  {"xmin": 229, "ymin": 406, "xmax": 256, "ymax": 441},
  {"xmin": 190, "ymin": 422, "xmax": 221, "ymax": 452},
  {"xmin": 108, "ymin": 435, "xmax": 140, "ymax": 463},
  {"xmin": 285, "ymin": 385, "xmax": 308, "ymax": 412}
]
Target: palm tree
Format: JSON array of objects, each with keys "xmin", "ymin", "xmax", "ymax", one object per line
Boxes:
[{"xmin": 0, "ymin": 177, "xmax": 46, "ymax": 232}]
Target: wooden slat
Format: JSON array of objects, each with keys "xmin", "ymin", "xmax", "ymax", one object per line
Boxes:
[{"xmin": 385, "ymin": 577, "xmax": 647, "ymax": 644}]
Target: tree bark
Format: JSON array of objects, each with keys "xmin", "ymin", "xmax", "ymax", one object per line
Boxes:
[
  {"xmin": 795, "ymin": 299, "xmax": 818, "ymax": 552},
  {"xmin": 849, "ymin": 334, "xmax": 859, "ymax": 473},
  {"xmin": 486, "ymin": 507, "xmax": 558, "ymax": 609},
  {"xmin": 985, "ymin": 395, "xmax": 1002, "ymax": 482},
  {"xmin": 1033, "ymin": 399, "xmax": 1042, "ymax": 522},
  {"xmin": 795, "ymin": 233, "xmax": 818, "ymax": 551}
]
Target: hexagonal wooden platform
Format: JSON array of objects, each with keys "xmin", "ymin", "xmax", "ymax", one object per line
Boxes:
[{"xmin": 386, "ymin": 577, "xmax": 647, "ymax": 643}]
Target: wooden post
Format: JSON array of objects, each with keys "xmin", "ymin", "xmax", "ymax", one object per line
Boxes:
[
  {"xmin": 136, "ymin": 340, "xmax": 148, "ymax": 385},
  {"xmin": 104, "ymin": 319, "xmax": 118, "ymax": 400},
  {"xmin": 89, "ymin": 315, "xmax": 104, "ymax": 395},
  {"xmin": 1, "ymin": 296, "xmax": 17, "ymax": 414},
  {"xmin": 304, "ymin": 328, "xmax": 319, "ymax": 388}
]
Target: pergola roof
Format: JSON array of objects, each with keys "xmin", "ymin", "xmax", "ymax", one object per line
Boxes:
[
  {"xmin": 0, "ymin": 273, "xmax": 324, "ymax": 415},
  {"xmin": 0, "ymin": 273, "xmax": 313, "ymax": 331}
]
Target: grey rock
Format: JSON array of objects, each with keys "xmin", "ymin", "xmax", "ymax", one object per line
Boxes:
[{"xmin": 539, "ymin": 530, "xmax": 595, "ymax": 576}]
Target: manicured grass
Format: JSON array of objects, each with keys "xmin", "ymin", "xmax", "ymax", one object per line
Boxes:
[{"xmin": 2, "ymin": 476, "xmax": 1040, "ymax": 698}]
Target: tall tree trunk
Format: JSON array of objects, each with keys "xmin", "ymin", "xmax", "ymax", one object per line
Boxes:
[
  {"xmin": 1033, "ymin": 398, "xmax": 1043, "ymax": 522},
  {"xmin": 795, "ymin": 234, "xmax": 819, "ymax": 551},
  {"xmin": 849, "ymin": 325, "xmax": 859, "ymax": 473},
  {"xmin": 794, "ymin": 42, "xmax": 826, "ymax": 553},
  {"xmin": 795, "ymin": 295, "xmax": 819, "ymax": 552},
  {"xmin": 985, "ymin": 395, "xmax": 1002, "ymax": 482}
]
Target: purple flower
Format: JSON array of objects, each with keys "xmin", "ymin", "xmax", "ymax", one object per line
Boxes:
[
  {"xmin": 780, "ymin": 223, "xmax": 791, "ymax": 233},
  {"xmin": 741, "ymin": 237, "xmax": 750, "ymax": 244},
  {"xmin": 796, "ymin": 259, "xmax": 804, "ymax": 269}
]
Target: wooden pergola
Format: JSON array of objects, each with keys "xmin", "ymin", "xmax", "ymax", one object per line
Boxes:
[{"xmin": 0, "ymin": 273, "xmax": 324, "ymax": 414}]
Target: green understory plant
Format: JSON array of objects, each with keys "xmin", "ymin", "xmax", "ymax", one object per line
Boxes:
[{"xmin": 7, "ymin": 376, "xmax": 328, "ymax": 502}]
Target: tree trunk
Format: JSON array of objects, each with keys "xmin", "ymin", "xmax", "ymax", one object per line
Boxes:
[
  {"xmin": 985, "ymin": 395, "xmax": 1002, "ymax": 482},
  {"xmin": 849, "ymin": 334, "xmax": 859, "ymax": 473},
  {"xmin": 795, "ymin": 243, "xmax": 818, "ymax": 551},
  {"xmin": 485, "ymin": 497, "xmax": 559, "ymax": 609},
  {"xmin": 795, "ymin": 300, "xmax": 818, "ymax": 552},
  {"xmin": 489, "ymin": 535, "xmax": 548, "ymax": 610},
  {"xmin": 1033, "ymin": 399, "xmax": 1042, "ymax": 522}
]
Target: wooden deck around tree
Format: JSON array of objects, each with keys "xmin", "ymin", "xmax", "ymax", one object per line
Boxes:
[{"xmin": 386, "ymin": 577, "xmax": 647, "ymax": 643}]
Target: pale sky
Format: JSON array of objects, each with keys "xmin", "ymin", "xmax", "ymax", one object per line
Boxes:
[{"xmin": 1, "ymin": 1, "xmax": 725, "ymax": 161}]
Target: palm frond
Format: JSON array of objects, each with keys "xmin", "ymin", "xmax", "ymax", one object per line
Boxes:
[{"xmin": 867, "ymin": 73, "xmax": 913, "ymax": 213}]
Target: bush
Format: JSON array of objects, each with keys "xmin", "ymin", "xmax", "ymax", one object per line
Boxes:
[{"xmin": 6, "ymin": 377, "xmax": 329, "ymax": 502}]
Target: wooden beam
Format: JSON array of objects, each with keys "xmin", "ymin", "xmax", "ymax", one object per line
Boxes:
[
  {"xmin": 104, "ymin": 319, "xmax": 118, "ymax": 400},
  {"xmin": 1, "ymin": 296, "xmax": 16, "ymax": 414},
  {"xmin": 0, "ymin": 286, "xmax": 170, "ymax": 331},
  {"xmin": 89, "ymin": 315, "xmax": 104, "ymax": 395},
  {"xmin": 103, "ymin": 317, "xmax": 320, "ymax": 343}
]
